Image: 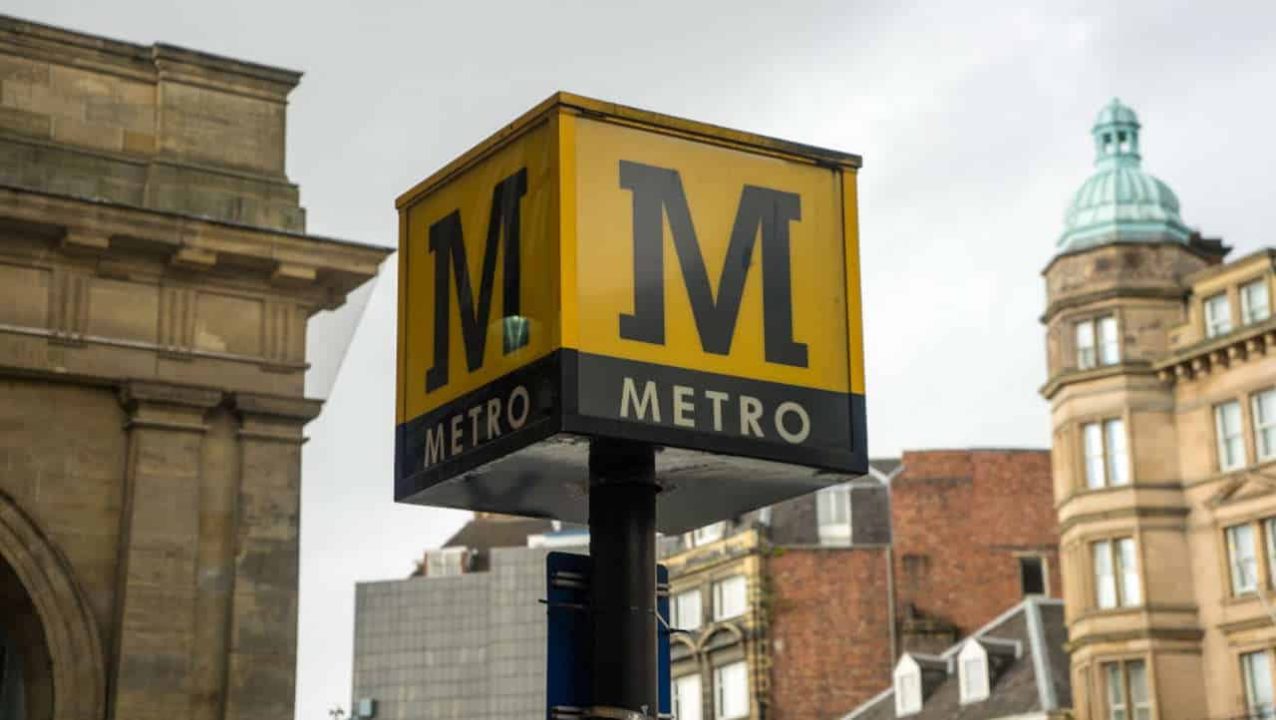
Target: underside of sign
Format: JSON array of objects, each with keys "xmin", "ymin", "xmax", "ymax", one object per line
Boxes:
[{"xmin": 395, "ymin": 92, "xmax": 866, "ymax": 534}]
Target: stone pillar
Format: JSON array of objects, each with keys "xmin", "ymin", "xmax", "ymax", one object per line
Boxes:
[
  {"xmin": 112, "ymin": 381, "xmax": 222, "ymax": 720},
  {"xmin": 223, "ymin": 393, "xmax": 321, "ymax": 720}
]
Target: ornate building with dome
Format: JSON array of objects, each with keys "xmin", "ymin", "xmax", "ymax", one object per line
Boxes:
[{"xmin": 1042, "ymin": 99, "xmax": 1276, "ymax": 719}]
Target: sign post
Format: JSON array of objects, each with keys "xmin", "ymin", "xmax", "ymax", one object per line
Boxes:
[
  {"xmin": 588, "ymin": 439, "xmax": 659, "ymax": 717},
  {"xmin": 395, "ymin": 92, "xmax": 865, "ymax": 720}
]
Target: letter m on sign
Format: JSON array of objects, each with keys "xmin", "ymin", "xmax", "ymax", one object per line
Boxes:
[
  {"xmin": 426, "ymin": 168, "xmax": 529, "ymax": 392},
  {"xmin": 618, "ymin": 161, "xmax": 808, "ymax": 368}
]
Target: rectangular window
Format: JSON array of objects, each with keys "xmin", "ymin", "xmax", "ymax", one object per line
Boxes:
[
  {"xmin": 1206, "ymin": 293, "xmax": 1233, "ymax": 337},
  {"xmin": 674, "ymin": 673, "xmax": 704, "ymax": 720},
  {"xmin": 1117, "ymin": 538, "xmax": 1141, "ymax": 606},
  {"xmin": 1093, "ymin": 538, "xmax": 1139, "ymax": 609},
  {"xmin": 1083, "ymin": 419, "xmax": 1128, "ymax": 489},
  {"xmin": 1216, "ymin": 401, "xmax": 1247, "ymax": 471},
  {"xmin": 713, "ymin": 661, "xmax": 749, "ymax": 720},
  {"xmin": 1127, "ymin": 660, "xmax": 1151, "ymax": 720},
  {"xmin": 1228, "ymin": 523, "xmax": 1260, "ymax": 595},
  {"xmin": 1103, "ymin": 660, "xmax": 1150, "ymax": 720},
  {"xmin": 691, "ymin": 522, "xmax": 726, "ymax": 547},
  {"xmin": 1255, "ymin": 389, "xmax": 1276, "ymax": 462},
  {"xmin": 895, "ymin": 671, "xmax": 921, "ymax": 715},
  {"xmin": 1020, "ymin": 556, "xmax": 1046, "ymax": 596},
  {"xmin": 816, "ymin": 483, "xmax": 851, "ymax": 545},
  {"xmin": 960, "ymin": 655, "xmax": 989, "ymax": 703},
  {"xmin": 1093, "ymin": 540, "xmax": 1118, "ymax": 609},
  {"xmin": 1075, "ymin": 316, "xmax": 1119, "ymax": 369},
  {"xmin": 673, "ymin": 589, "xmax": 703, "ymax": 631},
  {"xmin": 1084, "ymin": 422, "xmax": 1106, "ymax": 489},
  {"xmin": 1267, "ymin": 519, "xmax": 1276, "ymax": 589},
  {"xmin": 1076, "ymin": 320, "xmax": 1097, "ymax": 369},
  {"xmin": 1243, "ymin": 650, "xmax": 1275, "ymax": 720},
  {"xmin": 1104, "ymin": 662, "xmax": 1127, "ymax": 720},
  {"xmin": 713, "ymin": 576, "xmax": 748, "ymax": 621},
  {"xmin": 1242, "ymin": 279, "xmax": 1272, "ymax": 325},
  {"xmin": 1098, "ymin": 316, "xmax": 1120, "ymax": 365},
  {"xmin": 1105, "ymin": 419, "xmax": 1130, "ymax": 486}
]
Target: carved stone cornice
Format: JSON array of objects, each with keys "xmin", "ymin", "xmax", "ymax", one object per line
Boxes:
[
  {"xmin": 229, "ymin": 392, "xmax": 322, "ymax": 422},
  {"xmin": 1219, "ymin": 614, "xmax": 1276, "ymax": 637},
  {"xmin": 0, "ymin": 183, "xmax": 389, "ymax": 309},
  {"xmin": 118, "ymin": 380, "xmax": 223, "ymax": 432},
  {"xmin": 1058, "ymin": 503, "xmax": 1189, "ymax": 536},
  {"xmin": 1152, "ymin": 318, "xmax": 1276, "ymax": 384},
  {"xmin": 1040, "ymin": 285, "xmax": 1187, "ymax": 325},
  {"xmin": 1065, "ymin": 625, "xmax": 1204, "ymax": 652},
  {"xmin": 229, "ymin": 392, "xmax": 323, "ymax": 443},
  {"xmin": 119, "ymin": 379, "xmax": 223, "ymax": 410},
  {"xmin": 1039, "ymin": 361, "xmax": 1158, "ymax": 400}
]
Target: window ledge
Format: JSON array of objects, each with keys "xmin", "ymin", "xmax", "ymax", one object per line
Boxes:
[
  {"xmin": 1075, "ymin": 605, "xmax": 1146, "ymax": 621},
  {"xmin": 1040, "ymin": 361, "xmax": 1156, "ymax": 399}
]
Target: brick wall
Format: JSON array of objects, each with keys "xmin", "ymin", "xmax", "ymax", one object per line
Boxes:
[
  {"xmin": 767, "ymin": 548, "xmax": 892, "ymax": 719},
  {"xmin": 762, "ymin": 449, "xmax": 1060, "ymax": 718},
  {"xmin": 891, "ymin": 449, "xmax": 1061, "ymax": 642}
]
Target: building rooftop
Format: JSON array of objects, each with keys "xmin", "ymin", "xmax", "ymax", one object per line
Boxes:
[{"xmin": 842, "ymin": 598, "xmax": 1070, "ymax": 720}]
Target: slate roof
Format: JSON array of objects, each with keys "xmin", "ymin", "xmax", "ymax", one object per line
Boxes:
[
  {"xmin": 442, "ymin": 515, "xmax": 585, "ymax": 552},
  {"xmin": 842, "ymin": 598, "xmax": 1069, "ymax": 720}
]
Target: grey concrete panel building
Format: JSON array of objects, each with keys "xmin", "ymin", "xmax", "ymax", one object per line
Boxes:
[{"xmin": 351, "ymin": 540, "xmax": 575, "ymax": 720}]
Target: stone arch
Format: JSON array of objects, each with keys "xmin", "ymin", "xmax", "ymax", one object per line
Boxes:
[
  {"xmin": 696, "ymin": 623, "xmax": 745, "ymax": 653},
  {"xmin": 0, "ymin": 489, "xmax": 106, "ymax": 720}
]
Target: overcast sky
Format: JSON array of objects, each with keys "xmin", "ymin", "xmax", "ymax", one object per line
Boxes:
[{"xmin": 10, "ymin": 1, "xmax": 1276, "ymax": 717}]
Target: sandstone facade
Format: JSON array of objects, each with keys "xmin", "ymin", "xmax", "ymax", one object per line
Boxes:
[
  {"xmin": 1044, "ymin": 240, "xmax": 1276, "ymax": 720},
  {"xmin": 0, "ymin": 15, "xmax": 389, "ymax": 720}
]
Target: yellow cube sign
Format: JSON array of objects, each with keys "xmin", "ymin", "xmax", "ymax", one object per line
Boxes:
[{"xmin": 396, "ymin": 93, "xmax": 865, "ymax": 531}]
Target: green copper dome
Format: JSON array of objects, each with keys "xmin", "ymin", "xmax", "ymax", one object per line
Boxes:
[{"xmin": 1056, "ymin": 99, "xmax": 1191, "ymax": 254}]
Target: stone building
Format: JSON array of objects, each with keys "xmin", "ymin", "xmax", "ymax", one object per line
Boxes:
[
  {"xmin": 665, "ymin": 449, "xmax": 1062, "ymax": 720},
  {"xmin": 1042, "ymin": 99, "xmax": 1276, "ymax": 719},
  {"xmin": 0, "ymin": 15, "xmax": 387, "ymax": 720}
]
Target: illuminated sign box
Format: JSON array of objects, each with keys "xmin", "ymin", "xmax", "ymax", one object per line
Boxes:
[{"xmin": 395, "ymin": 93, "xmax": 865, "ymax": 533}]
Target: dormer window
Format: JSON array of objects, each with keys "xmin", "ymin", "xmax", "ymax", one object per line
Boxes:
[
  {"xmin": 1205, "ymin": 293, "xmax": 1233, "ymax": 338},
  {"xmin": 958, "ymin": 641, "xmax": 991, "ymax": 704},
  {"xmin": 816, "ymin": 483, "xmax": 851, "ymax": 545},
  {"xmin": 893, "ymin": 657, "xmax": 923, "ymax": 716}
]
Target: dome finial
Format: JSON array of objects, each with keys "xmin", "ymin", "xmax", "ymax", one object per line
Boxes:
[
  {"xmin": 1091, "ymin": 98, "xmax": 1141, "ymax": 167},
  {"xmin": 1056, "ymin": 100, "xmax": 1191, "ymax": 254}
]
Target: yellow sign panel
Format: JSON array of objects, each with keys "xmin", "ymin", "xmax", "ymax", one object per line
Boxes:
[
  {"xmin": 398, "ymin": 119, "xmax": 559, "ymax": 423},
  {"xmin": 395, "ymin": 93, "xmax": 866, "ymax": 525},
  {"xmin": 570, "ymin": 116, "xmax": 854, "ymax": 393}
]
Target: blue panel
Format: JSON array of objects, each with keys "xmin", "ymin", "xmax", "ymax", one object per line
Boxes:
[
  {"xmin": 546, "ymin": 552, "xmax": 672, "ymax": 718},
  {"xmin": 546, "ymin": 552, "xmax": 591, "ymax": 716}
]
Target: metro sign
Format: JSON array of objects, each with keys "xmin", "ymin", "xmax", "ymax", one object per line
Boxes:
[{"xmin": 395, "ymin": 93, "xmax": 866, "ymax": 532}]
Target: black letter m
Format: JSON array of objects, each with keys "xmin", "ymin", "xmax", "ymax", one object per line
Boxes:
[
  {"xmin": 425, "ymin": 168, "xmax": 529, "ymax": 392},
  {"xmin": 618, "ymin": 161, "xmax": 807, "ymax": 368}
]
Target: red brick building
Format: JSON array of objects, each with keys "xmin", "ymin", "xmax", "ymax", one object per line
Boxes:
[
  {"xmin": 665, "ymin": 449, "xmax": 1061, "ymax": 720},
  {"xmin": 889, "ymin": 449, "xmax": 1062, "ymax": 653}
]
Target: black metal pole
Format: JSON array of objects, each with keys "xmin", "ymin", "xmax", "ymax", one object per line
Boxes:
[{"xmin": 588, "ymin": 438, "xmax": 658, "ymax": 719}]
